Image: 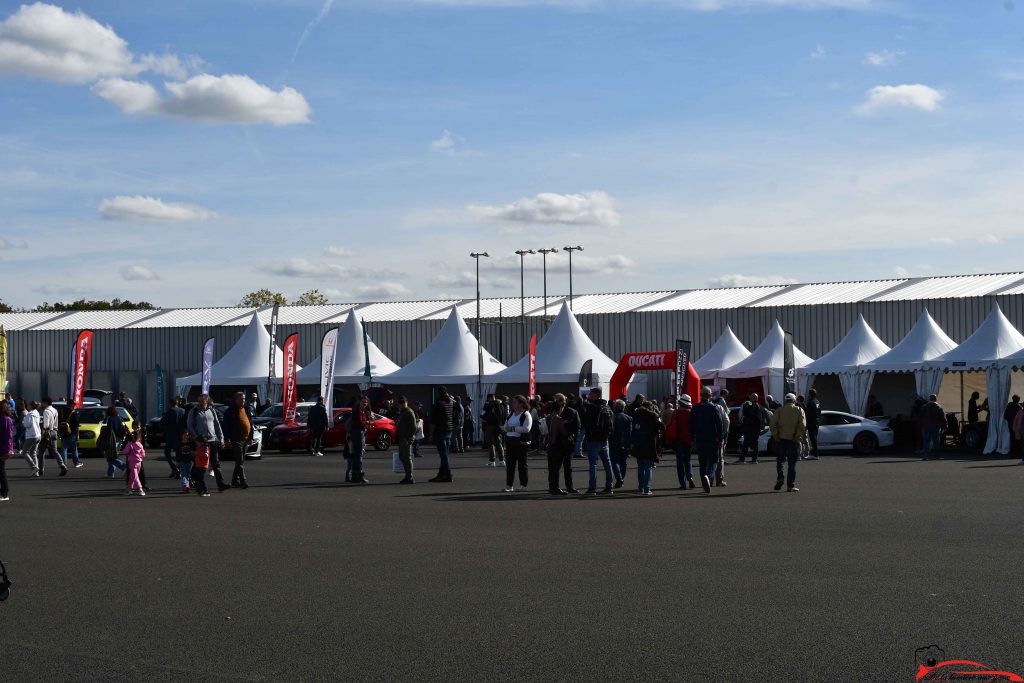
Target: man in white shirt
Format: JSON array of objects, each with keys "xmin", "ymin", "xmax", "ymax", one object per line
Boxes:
[
  {"xmin": 22, "ymin": 401, "xmax": 42, "ymax": 477},
  {"xmin": 40, "ymin": 397, "xmax": 68, "ymax": 476}
]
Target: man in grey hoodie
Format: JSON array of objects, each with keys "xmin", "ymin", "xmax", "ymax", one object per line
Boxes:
[{"xmin": 187, "ymin": 394, "xmax": 229, "ymax": 492}]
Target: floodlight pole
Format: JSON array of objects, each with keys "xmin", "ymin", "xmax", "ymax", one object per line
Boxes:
[
  {"xmin": 470, "ymin": 251, "xmax": 490, "ymax": 441},
  {"xmin": 538, "ymin": 247, "xmax": 558, "ymax": 323},
  {"xmin": 563, "ymin": 245, "xmax": 584, "ymax": 310},
  {"xmin": 515, "ymin": 249, "xmax": 535, "ymax": 353}
]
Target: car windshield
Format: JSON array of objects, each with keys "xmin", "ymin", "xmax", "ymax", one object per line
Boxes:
[{"xmin": 260, "ymin": 405, "xmax": 282, "ymax": 418}]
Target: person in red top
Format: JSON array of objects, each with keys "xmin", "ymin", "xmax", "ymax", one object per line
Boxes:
[{"xmin": 670, "ymin": 394, "xmax": 695, "ymax": 489}]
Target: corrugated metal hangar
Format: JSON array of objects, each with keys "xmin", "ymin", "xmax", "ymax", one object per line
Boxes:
[{"xmin": 3, "ymin": 271, "xmax": 1024, "ymax": 420}]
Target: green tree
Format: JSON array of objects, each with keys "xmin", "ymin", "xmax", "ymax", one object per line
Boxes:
[
  {"xmin": 0, "ymin": 299, "xmax": 13, "ymax": 313},
  {"xmin": 294, "ymin": 289, "xmax": 328, "ymax": 306},
  {"xmin": 33, "ymin": 298, "xmax": 155, "ymax": 312},
  {"xmin": 239, "ymin": 289, "xmax": 287, "ymax": 307}
]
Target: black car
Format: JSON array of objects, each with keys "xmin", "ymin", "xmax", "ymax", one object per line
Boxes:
[
  {"xmin": 252, "ymin": 402, "xmax": 314, "ymax": 432},
  {"xmin": 145, "ymin": 402, "xmax": 226, "ymax": 449}
]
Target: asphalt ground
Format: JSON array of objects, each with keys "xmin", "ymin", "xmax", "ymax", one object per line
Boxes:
[{"xmin": 0, "ymin": 444, "xmax": 1022, "ymax": 682}]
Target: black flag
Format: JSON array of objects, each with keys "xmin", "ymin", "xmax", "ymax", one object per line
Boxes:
[
  {"xmin": 674, "ymin": 339, "xmax": 692, "ymax": 400},
  {"xmin": 578, "ymin": 359, "xmax": 593, "ymax": 398},
  {"xmin": 783, "ymin": 330, "xmax": 796, "ymax": 397}
]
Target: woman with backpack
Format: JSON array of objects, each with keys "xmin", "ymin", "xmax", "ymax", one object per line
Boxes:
[
  {"xmin": 0, "ymin": 401, "xmax": 15, "ymax": 501},
  {"xmin": 502, "ymin": 395, "xmax": 533, "ymax": 492}
]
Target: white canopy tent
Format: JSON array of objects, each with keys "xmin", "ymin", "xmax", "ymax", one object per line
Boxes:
[
  {"xmin": 863, "ymin": 309, "xmax": 957, "ymax": 397},
  {"xmin": 692, "ymin": 325, "xmax": 751, "ymax": 380},
  {"xmin": 382, "ymin": 305, "xmax": 505, "ymax": 387},
  {"xmin": 923, "ymin": 304, "xmax": 1024, "ymax": 454},
  {"xmin": 175, "ymin": 312, "xmax": 291, "ymax": 397},
  {"xmin": 491, "ymin": 301, "xmax": 614, "ymax": 379},
  {"xmin": 293, "ymin": 311, "xmax": 400, "ymax": 386},
  {"xmin": 718, "ymin": 320, "xmax": 814, "ymax": 401},
  {"xmin": 802, "ymin": 315, "xmax": 890, "ymax": 415}
]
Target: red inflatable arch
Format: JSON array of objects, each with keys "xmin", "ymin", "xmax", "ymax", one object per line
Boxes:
[{"xmin": 609, "ymin": 350, "xmax": 703, "ymax": 402}]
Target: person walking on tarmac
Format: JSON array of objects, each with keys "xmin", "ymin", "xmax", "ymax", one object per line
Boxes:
[
  {"xmin": 770, "ymin": 393, "xmax": 806, "ymax": 492},
  {"xmin": 307, "ymin": 396, "xmax": 329, "ymax": 457}
]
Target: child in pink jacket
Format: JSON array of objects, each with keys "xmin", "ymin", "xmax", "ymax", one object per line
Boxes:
[{"xmin": 122, "ymin": 430, "xmax": 146, "ymax": 496}]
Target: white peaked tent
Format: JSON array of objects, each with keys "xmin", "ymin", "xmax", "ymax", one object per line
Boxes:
[
  {"xmin": 382, "ymin": 306, "xmax": 505, "ymax": 386},
  {"xmin": 718, "ymin": 320, "xmax": 813, "ymax": 401},
  {"xmin": 692, "ymin": 325, "xmax": 751, "ymax": 380},
  {"xmin": 175, "ymin": 312, "xmax": 291, "ymax": 395},
  {"xmin": 802, "ymin": 315, "xmax": 890, "ymax": 415},
  {"xmin": 923, "ymin": 304, "xmax": 1024, "ymax": 454},
  {"xmin": 294, "ymin": 311, "xmax": 399, "ymax": 386},
  {"xmin": 491, "ymin": 302, "xmax": 619, "ymax": 386},
  {"xmin": 863, "ymin": 309, "xmax": 957, "ymax": 396}
]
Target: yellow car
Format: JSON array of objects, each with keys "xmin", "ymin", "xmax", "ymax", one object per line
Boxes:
[{"xmin": 59, "ymin": 406, "xmax": 138, "ymax": 451}]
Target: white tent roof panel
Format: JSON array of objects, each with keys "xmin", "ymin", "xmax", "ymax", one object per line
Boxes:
[
  {"xmin": 295, "ymin": 311, "xmax": 400, "ymax": 384},
  {"xmin": 382, "ymin": 306, "xmax": 504, "ymax": 384},
  {"xmin": 802, "ymin": 315, "xmax": 890, "ymax": 375},
  {"xmin": 692, "ymin": 326, "xmax": 751, "ymax": 377},
  {"xmin": 864, "ymin": 310, "xmax": 957, "ymax": 372}
]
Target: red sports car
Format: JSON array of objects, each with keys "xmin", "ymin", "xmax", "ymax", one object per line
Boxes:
[{"xmin": 270, "ymin": 408, "xmax": 396, "ymax": 453}]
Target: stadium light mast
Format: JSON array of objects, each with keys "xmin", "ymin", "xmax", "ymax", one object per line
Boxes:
[
  {"xmin": 562, "ymin": 245, "xmax": 584, "ymax": 311},
  {"xmin": 514, "ymin": 249, "xmax": 536, "ymax": 353},
  {"xmin": 537, "ymin": 247, "xmax": 558, "ymax": 323}
]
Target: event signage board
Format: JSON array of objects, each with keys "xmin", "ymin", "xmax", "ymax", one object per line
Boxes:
[
  {"xmin": 283, "ymin": 333, "xmax": 300, "ymax": 425},
  {"xmin": 528, "ymin": 334, "xmax": 537, "ymax": 398},
  {"xmin": 156, "ymin": 364, "xmax": 165, "ymax": 416},
  {"xmin": 674, "ymin": 339, "xmax": 692, "ymax": 400},
  {"xmin": 578, "ymin": 359, "xmax": 593, "ymax": 398},
  {"xmin": 70, "ymin": 330, "xmax": 95, "ymax": 408},
  {"xmin": 320, "ymin": 328, "xmax": 339, "ymax": 414},
  {"xmin": 201, "ymin": 337, "xmax": 215, "ymax": 395},
  {"xmin": 783, "ymin": 330, "xmax": 797, "ymax": 397},
  {"xmin": 267, "ymin": 303, "xmax": 280, "ymax": 398}
]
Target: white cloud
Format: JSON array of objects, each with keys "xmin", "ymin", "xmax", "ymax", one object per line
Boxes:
[
  {"xmin": 355, "ymin": 282, "xmax": 411, "ymax": 299},
  {"xmin": 809, "ymin": 43, "xmax": 826, "ymax": 60},
  {"xmin": 0, "ymin": 237, "xmax": 28, "ymax": 250},
  {"xmin": 893, "ymin": 265, "xmax": 910, "ymax": 278},
  {"xmin": 386, "ymin": 0, "xmax": 878, "ymax": 8},
  {"xmin": 930, "ymin": 236, "xmax": 955, "ymax": 247},
  {"xmin": 94, "ymin": 74, "xmax": 311, "ymax": 125},
  {"xmin": 120, "ymin": 264, "xmax": 160, "ymax": 281},
  {"xmin": 469, "ymin": 191, "xmax": 621, "ymax": 227},
  {"xmin": 291, "ymin": 0, "xmax": 335, "ymax": 65},
  {"xmin": 0, "ymin": 3, "xmax": 138, "ymax": 83},
  {"xmin": 978, "ymin": 233, "xmax": 1002, "ymax": 245},
  {"xmin": 34, "ymin": 284, "xmax": 92, "ymax": 296},
  {"xmin": 491, "ymin": 252, "xmax": 634, "ymax": 274},
  {"xmin": 99, "ymin": 195, "xmax": 216, "ymax": 222},
  {"xmin": 323, "ymin": 246, "xmax": 354, "ymax": 257},
  {"xmin": 429, "ymin": 271, "xmax": 477, "ymax": 288},
  {"xmin": 430, "ymin": 130, "xmax": 463, "ymax": 153},
  {"xmin": 139, "ymin": 53, "xmax": 202, "ymax": 80},
  {"xmin": 705, "ymin": 274, "xmax": 797, "ymax": 288},
  {"xmin": 856, "ymin": 84, "xmax": 944, "ymax": 115},
  {"xmin": 267, "ymin": 258, "xmax": 348, "ymax": 278},
  {"xmin": 863, "ymin": 49, "xmax": 904, "ymax": 67}
]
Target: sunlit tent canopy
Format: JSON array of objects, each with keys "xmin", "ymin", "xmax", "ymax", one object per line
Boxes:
[
  {"xmin": 692, "ymin": 325, "xmax": 750, "ymax": 380},
  {"xmin": 863, "ymin": 309, "xmax": 957, "ymax": 397},
  {"xmin": 802, "ymin": 315, "xmax": 890, "ymax": 415},
  {"xmin": 294, "ymin": 311, "xmax": 399, "ymax": 385},
  {"xmin": 923, "ymin": 304, "xmax": 1024, "ymax": 454},
  {"xmin": 718, "ymin": 320, "xmax": 813, "ymax": 400},
  {"xmin": 175, "ymin": 312, "xmax": 293, "ymax": 395},
  {"xmin": 382, "ymin": 306, "xmax": 504, "ymax": 386},
  {"xmin": 491, "ymin": 302, "xmax": 619, "ymax": 386}
]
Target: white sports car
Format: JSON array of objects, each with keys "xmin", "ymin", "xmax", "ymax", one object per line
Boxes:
[{"xmin": 757, "ymin": 411, "xmax": 894, "ymax": 455}]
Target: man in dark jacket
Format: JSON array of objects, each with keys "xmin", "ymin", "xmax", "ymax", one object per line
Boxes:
[
  {"xmin": 804, "ymin": 388, "xmax": 822, "ymax": 460},
  {"xmin": 482, "ymin": 394, "xmax": 505, "ymax": 466},
  {"xmin": 919, "ymin": 394, "xmax": 946, "ymax": 461},
  {"xmin": 581, "ymin": 387, "xmax": 615, "ymax": 495},
  {"xmin": 1004, "ymin": 395, "xmax": 1022, "ymax": 454},
  {"xmin": 736, "ymin": 393, "xmax": 767, "ymax": 465},
  {"xmin": 689, "ymin": 387, "xmax": 725, "ymax": 494},
  {"xmin": 161, "ymin": 397, "xmax": 185, "ymax": 478},
  {"xmin": 395, "ymin": 396, "xmax": 417, "ymax": 484},
  {"xmin": 430, "ymin": 386, "xmax": 455, "ymax": 483},
  {"xmin": 222, "ymin": 391, "xmax": 254, "ymax": 488},
  {"xmin": 307, "ymin": 396, "xmax": 329, "ymax": 457},
  {"xmin": 451, "ymin": 396, "xmax": 465, "ymax": 453},
  {"xmin": 610, "ymin": 399, "xmax": 633, "ymax": 488}
]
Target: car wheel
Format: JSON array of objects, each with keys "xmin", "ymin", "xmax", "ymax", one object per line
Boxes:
[
  {"xmin": 961, "ymin": 425, "xmax": 984, "ymax": 450},
  {"xmin": 853, "ymin": 432, "xmax": 878, "ymax": 455},
  {"xmin": 374, "ymin": 431, "xmax": 392, "ymax": 451}
]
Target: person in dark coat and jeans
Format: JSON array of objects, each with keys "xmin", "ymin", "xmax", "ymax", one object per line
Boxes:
[
  {"xmin": 803, "ymin": 389, "xmax": 822, "ymax": 460},
  {"xmin": 689, "ymin": 387, "xmax": 725, "ymax": 494},
  {"xmin": 919, "ymin": 394, "xmax": 946, "ymax": 461},
  {"xmin": 222, "ymin": 391, "xmax": 254, "ymax": 489},
  {"xmin": 736, "ymin": 393, "xmax": 766, "ymax": 465},
  {"xmin": 161, "ymin": 397, "xmax": 185, "ymax": 478},
  {"xmin": 632, "ymin": 401, "xmax": 663, "ymax": 495},
  {"xmin": 430, "ymin": 386, "xmax": 456, "ymax": 483},
  {"xmin": 395, "ymin": 396, "xmax": 417, "ymax": 484},
  {"xmin": 307, "ymin": 396, "xmax": 329, "ymax": 457},
  {"xmin": 610, "ymin": 399, "xmax": 633, "ymax": 488},
  {"xmin": 546, "ymin": 394, "xmax": 578, "ymax": 495},
  {"xmin": 451, "ymin": 396, "xmax": 465, "ymax": 453},
  {"xmin": 1004, "ymin": 395, "xmax": 1022, "ymax": 454}
]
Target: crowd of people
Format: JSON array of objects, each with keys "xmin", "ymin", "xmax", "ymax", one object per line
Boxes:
[{"xmin": 4, "ymin": 382, "xmax": 1024, "ymax": 502}]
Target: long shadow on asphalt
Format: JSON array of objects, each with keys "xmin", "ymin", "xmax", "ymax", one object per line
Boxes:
[{"xmin": 397, "ymin": 490, "xmax": 777, "ymax": 502}]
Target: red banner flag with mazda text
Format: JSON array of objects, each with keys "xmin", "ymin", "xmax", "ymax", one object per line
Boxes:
[
  {"xmin": 70, "ymin": 330, "xmax": 94, "ymax": 408},
  {"xmin": 528, "ymin": 334, "xmax": 537, "ymax": 398},
  {"xmin": 282, "ymin": 333, "xmax": 299, "ymax": 425}
]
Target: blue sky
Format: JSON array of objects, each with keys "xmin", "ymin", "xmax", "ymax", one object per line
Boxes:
[{"xmin": 1, "ymin": 0, "xmax": 1023, "ymax": 308}]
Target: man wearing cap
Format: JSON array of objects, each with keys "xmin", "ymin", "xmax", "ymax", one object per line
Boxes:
[
  {"xmin": 689, "ymin": 387, "xmax": 725, "ymax": 494},
  {"xmin": 769, "ymin": 393, "xmax": 806, "ymax": 492},
  {"xmin": 712, "ymin": 388, "xmax": 731, "ymax": 486},
  {"xmin": 669, "ymin": 393, "xmax": 695, "ymax": 489}
]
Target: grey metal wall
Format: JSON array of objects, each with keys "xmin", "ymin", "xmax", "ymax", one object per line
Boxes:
[{"xmin": 6, "ymin": 294, "xmax": 1023, "ymax": 419}]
